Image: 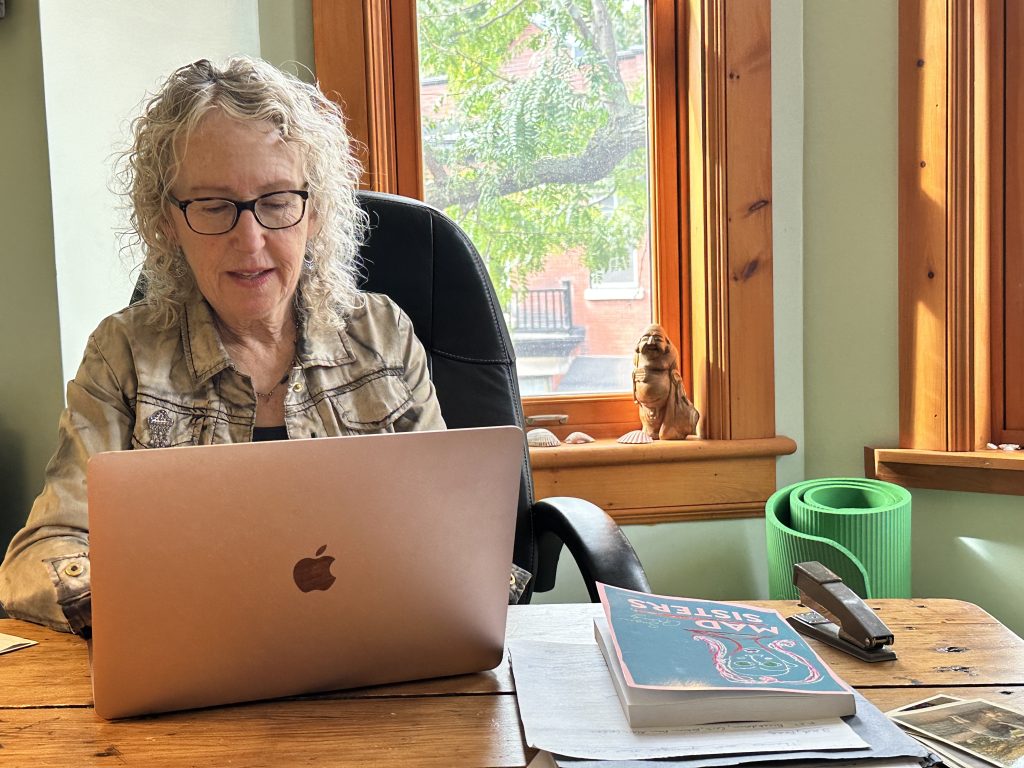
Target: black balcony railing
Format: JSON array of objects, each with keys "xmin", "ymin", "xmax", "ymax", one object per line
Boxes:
[{"xmin": 507, "ymin": 279, "xmax": 573, "ymax": 332}]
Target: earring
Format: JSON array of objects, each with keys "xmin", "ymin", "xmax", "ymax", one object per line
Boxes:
[
  {"xmin": 302, "ymin": 251, "xmax": 315, "ymax": 273},
  {"xmin": 170, "ymin": 247, "xmax": 188, "ymax": 278}
]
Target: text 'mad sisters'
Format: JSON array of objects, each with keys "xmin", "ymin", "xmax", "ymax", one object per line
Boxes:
[{"xmin": 596, "ymin": 583, "xmax": 856, "ymax": 728}]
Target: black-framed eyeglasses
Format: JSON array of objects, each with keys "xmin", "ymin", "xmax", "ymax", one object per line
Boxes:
[{"xmin": 168, "ymin": 189, "xmax": 310, "ymax": 235}]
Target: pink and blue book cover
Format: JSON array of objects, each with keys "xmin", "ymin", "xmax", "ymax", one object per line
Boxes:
[{"xmin": 597, "ymin": 582, "xmax": 852, "ymax": 696}]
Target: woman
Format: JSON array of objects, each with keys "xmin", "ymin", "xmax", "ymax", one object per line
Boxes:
[{"xmin": 0, "ymin": 57, "xmax": 445, "ymax": 634}]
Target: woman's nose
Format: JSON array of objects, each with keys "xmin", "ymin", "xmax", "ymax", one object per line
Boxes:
[{"xmin": 230, "ymin": 209, "xmax": 265, "ymax": 249}]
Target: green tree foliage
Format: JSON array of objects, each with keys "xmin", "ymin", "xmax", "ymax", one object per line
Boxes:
[{"xmin": 418, "ymin": 0, "xmax": 648, "ymax": 303}]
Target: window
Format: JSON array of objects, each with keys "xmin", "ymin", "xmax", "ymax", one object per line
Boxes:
[
  {"xmin": 312, "ymin": 0, "xmax": 792, "ymax": 522},
  {"xmin": 416, "ymin": 3, "xmax": 652, "ymax": 397},
  {"xmin": 870, "ymin": 0, "xmax": 1024, "ymax": 495}
]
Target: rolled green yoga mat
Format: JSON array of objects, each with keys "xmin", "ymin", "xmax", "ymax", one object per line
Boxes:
[{"xmin": 766, "ymin": 478, "xmax": 912, "ymax": 600}]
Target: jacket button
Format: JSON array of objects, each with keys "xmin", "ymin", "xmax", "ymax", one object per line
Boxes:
[
  {"xmin": 64, "ymin": 562, "xmax": 84, "ymax": 577},
  {"xmin": 291, "ymin": 383, "xmax": 304, "ymax": 392}
]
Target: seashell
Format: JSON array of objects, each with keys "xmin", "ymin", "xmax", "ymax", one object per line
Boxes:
[
  {"xmin": 527, "ymin": 428, "xmax": 561, "ymax": 447},
  {"xmin": 617, "ymin": 429, "xmax": 653, "ymax": 444},
  {"xmin": 564, "ymin": 431, "xmax": 595, "ymax": 444},
  {"xmin": 987, "ymin": 443, "xmax": 999, "ymax": 450},
  {"xmin": 998, "ymin": 443, "xmax": 1021, "ymax": 451}
]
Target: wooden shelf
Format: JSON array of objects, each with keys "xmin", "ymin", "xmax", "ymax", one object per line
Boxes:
[
  {"xmin": 867, "ymin": 446, "xmax": 1024, "ymax": 495},
  {"xmin": 529, "ymin": 436, "xmax": 796, "ymax": 524}
]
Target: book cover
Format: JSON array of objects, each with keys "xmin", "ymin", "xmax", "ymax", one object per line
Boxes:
[{"xmin": 596, "ymin": 583, "xmax": 855, "ymax": 727}]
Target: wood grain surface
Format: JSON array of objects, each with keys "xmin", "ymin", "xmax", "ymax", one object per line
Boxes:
[{"xmin": 1, "ymin": 599, "xmax": 1021, "ymax": 766}]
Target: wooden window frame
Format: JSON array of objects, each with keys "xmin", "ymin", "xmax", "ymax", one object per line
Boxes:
[
  {"xmin": 313, "ymin": 0, "xmax": 794, "ymax": 522},
  {"xmin": 867, "ymin": 0, "xmax": 1024, "ymax": 495}
]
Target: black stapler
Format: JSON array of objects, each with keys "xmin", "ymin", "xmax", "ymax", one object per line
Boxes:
[{"xmin": 786, "ymin": 561, "xmax": 897, "ymax": 662}]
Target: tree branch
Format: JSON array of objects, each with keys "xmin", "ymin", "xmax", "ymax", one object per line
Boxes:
[
  {"xmin": 421, "ymin": 142, "xmax": 450, "ymax": 189},
  {"xmin": 421, "ymin": 38, "xmax": 516, "ymax": 84},
  {"xmin": 561, "ymin": 0, "xmax": 631, "ymax": 115},
  {"xmin": 475, "ymin": 0, "xmax": 529, "ymax": 31},
  {"xmin": 424, "ymin": 106, "xmax": 645, "ymax": 209},
  {"xmin": 430, "ymin": 0, "xmax": 529, "ymax": 33}
]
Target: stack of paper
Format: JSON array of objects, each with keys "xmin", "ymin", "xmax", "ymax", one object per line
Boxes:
[
  {"xmin": 0, "ymin": 632, "xmax": 36, "ymax": 655},
  {"xmin": 888, "ymin": 695, "xmax": 1024, "ymax": 768},
  {"xmin": 509, "ymin": 582, "xmax": 939, "ymax": 767},
  {"xmin": 508, "ymin": 637, "xmax": 934, "ymax": 767}
]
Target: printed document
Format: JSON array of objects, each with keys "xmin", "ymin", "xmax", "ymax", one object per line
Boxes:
[{"xmin": 509, "ymin": 638, "xmax": 867, "ymax": 761}]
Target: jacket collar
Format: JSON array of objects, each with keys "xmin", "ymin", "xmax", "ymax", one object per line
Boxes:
[{"xmin": 180, "ymin": 294, "xmax": 355, "ymax": 386}]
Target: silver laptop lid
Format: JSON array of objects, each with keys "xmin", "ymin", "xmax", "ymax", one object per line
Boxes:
[{"xmin": 88, "ymin": 426, "xmax": 522, "ymax": 719}]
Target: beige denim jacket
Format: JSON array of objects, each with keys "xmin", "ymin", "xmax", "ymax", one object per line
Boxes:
[{"xmin": 0, "ymin": 292, "xmax": 445, "ymax": 632}]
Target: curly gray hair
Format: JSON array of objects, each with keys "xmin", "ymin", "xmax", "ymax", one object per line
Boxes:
[{"xmin": 117, "ymin": 56, "xmax": 367, "ymax": 330}]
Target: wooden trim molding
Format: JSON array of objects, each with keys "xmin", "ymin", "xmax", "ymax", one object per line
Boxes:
[
  {"xmin": 648, "ymin": 0, "xmax": 688, "ymax": 393},
  {"xmin": 868, "ymin": 446, "xmax": 1024, "ymax": 496},
  {"xmin": 687, "ymin": 0, "xmax": 775, "ymax": 441},
  {"xmin": 874, "ymin": 0, "xmax": 1007, "ymax": 492},
  {"xmin": 311, "ymin": 2, "xmax": 371, "ymax": 175},
  {"xmin": 533, "ymin": 437, "xmax": 796, "ymax": 524},
  {"xmin": 312, "ymin": 0, "xmax": 422, "ymax": 196},
  {"xmin": 896, "ymin": 0, "xmax": 993, "ymax": 453}
]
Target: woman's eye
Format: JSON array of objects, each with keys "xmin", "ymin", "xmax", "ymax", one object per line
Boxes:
[{"xmin": 195, "ymin": 201, "xmax": 232, "ymax": 215}]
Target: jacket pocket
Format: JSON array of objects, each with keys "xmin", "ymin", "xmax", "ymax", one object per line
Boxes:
[
  {"xmin": 132, "ymin": 394, "xmax": 203, "ymax": 448},
  {"xmin": 325, "ymin": 369, "xmax": 413, "ymax": 432}
]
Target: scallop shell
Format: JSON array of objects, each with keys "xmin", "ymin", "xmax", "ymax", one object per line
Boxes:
[
  {"xmin": 564, "ymin": 431, "xmax": 595, "ymax": 444},
  {"xmin": 999, "ymin": 443, "xmax": 1021, "ymax": 451},
  {"xmin": 617, "ymin": 429, "xmax": 653, "ymax": 444},
  {"xmin": 527, "ymin": 428, "xmax": 561, "ymax": 447}
]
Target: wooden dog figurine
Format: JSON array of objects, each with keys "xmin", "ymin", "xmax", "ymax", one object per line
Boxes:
[{"xmin": 632, "ymin": 324, "xmax": 699, "ymax": 440}]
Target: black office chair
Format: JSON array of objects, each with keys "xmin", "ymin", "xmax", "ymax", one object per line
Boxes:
[
  {"xmin": 355, "ymin": 191, "xmax": 650, "ymax": 602},
  {"xmin": 131, "ymin": 192, "xmax": 651, "ymax": 602}
]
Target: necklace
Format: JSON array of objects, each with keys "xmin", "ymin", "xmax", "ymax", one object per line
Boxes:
[
  {"xmin": 216, "ymin": 314, "xmax": 301, "ymax": 403},
  {"xmin": 255, "ymin": 365, "xmax": 293, "ymax": 401}
]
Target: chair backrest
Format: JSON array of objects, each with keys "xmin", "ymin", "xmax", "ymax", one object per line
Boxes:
[{"xmin": 355, "ymin": 191, "xmax": 537, "ymax": 578}]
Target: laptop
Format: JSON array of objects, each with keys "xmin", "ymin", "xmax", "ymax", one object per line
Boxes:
[{"xmin": 87, "ymin": 425, "xmax": 523, "ymax": 720}]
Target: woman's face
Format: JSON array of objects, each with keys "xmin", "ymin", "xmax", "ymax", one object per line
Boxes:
[{"xmin": 167, "ymin": 110, "xmax": 313, "ymax": 332}]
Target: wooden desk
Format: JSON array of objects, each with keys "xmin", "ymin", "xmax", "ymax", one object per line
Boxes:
[{"xmin": 2, "ymin": 599, "xmax": 1022, "ymax": 767}]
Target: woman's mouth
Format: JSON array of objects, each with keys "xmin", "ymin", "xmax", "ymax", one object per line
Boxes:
[{"xmin": 228, "ymin": 269, "xmax": 274, "ymax": 286}]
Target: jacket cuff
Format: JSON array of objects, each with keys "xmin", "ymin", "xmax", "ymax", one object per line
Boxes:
[
  {"xmin": 509, "ymin": 564, "xmax": 531, "ymax": 605},
  {"xmin": 43, "ymin": 552, "xmax": 92, "ymax": 637}
]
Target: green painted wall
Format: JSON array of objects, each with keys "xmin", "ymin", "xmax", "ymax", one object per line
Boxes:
[
  {"xmin": 0, "ymin": 1, "xmax": 65, "ymax": 548},
  {"xmin": 802, "ymin": 1, "xmax": 1024, "ymax": 637},
  {"xmin": 258, "ymin": 0, "xmax": 315, "ymax": 79},
  {"xmin": 803, "ymin": 2, "xmax": 899, "ymax": 473}
]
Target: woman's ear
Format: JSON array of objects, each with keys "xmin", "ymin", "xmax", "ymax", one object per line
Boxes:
[{"xmin": 159, "ymin": 203, "xmax": 180, "ymax": 248}]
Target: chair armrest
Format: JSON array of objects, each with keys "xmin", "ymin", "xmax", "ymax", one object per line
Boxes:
[{"xmin": 531, "ymin": 496, "xmax": 651, "ymax": 602}]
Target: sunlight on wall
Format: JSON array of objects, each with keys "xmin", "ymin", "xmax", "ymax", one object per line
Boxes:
[{"xmin": 956, "ymin": 537, "xmax": 1024, "ymax": 579}]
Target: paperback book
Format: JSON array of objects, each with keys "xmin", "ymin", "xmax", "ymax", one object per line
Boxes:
[{"xmin": 595, "ymin": 583, "xmax": 856, "ymax": 728}]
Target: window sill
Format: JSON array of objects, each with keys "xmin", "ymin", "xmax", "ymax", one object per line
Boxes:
[
  {"xmin": 529, "ymin": 436, "xmax": 797, "ymax": 524},
  {"xmin": 867, "ymin": 447, "xmax": 1024, "ymax": 496}
]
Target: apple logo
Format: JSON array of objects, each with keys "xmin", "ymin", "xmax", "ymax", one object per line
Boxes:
[{"xmin": 293, "ymin": 545, "xmax": 336, "ymax": 592}]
